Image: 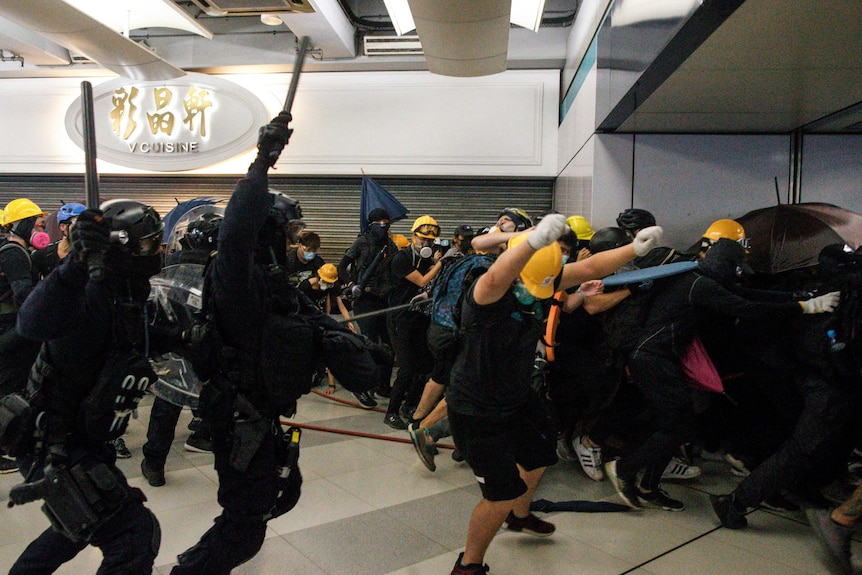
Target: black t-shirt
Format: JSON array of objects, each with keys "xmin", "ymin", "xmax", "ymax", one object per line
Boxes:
[
  {"xmin": 388, "ymin": 247, "xmax": 433, "ymax": 323},
  {"xmin": 446, "ymin": 281, "xmax": 545, "ymax": 417},
  {"xmin": 284, "ymin": 248, "xmax": 325, "ymax": 287}
]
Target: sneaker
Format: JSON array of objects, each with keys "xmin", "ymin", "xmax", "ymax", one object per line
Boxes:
[
  {"xmin": 556, "ymin": 436, "xmax": 576, "ymax": 463},
  {"xmin": 452, "ymin": 448, "xmax": 464, "ymax": 462},
  {"xmin": 384, "ymin": 412, "xmax": 407, "ymax": 430},
  {"xmin": 662, "ymin": 457, "xmax": 701, "ymax": 481},
  {"xmin": 111, "ymin": 437, "xmax": 132, "ymax": 459},
  {"xmin": 699, "ymin": 448, "xmax": 727, "ymax": 462},
  {"xmin": 187, "ymin": 417, "xmax": 202, "ymax": 432},
  {"xmin": 141, "ymin": 458, "xmax": 166, "ymax": 487},
  {"xmin": 353, "ymin": 391, "xmax": 378, "ymax": 409},
  {"xmin": 573, "ymin": 436, "xmax": 604, "ymax": 481},
  {"xmin": 374, "ymin": 386, "xmax": 391, "ymax": 399},
  {"xmin": 725, "ymin": 453, "xmax": 751, "ymax": 477},
  {"xmin": 639, "ymin": 487, "xmax": 685, "ymax": 511},
  {"xmin": 184, "ymin": 433, "xmax": 213, "ymax": 453},
  {"xmin": 710, "ymin": 493, "xmax": 748, "ymax": 529},
  {"xmin": 408, "ymin": 423, "xmax": 436, "ymax": 472},
  {"xmin": 605, "ymin": 459, "xmax": 643, "ymax": 509},
  {"xmin": 503, "ymin": 511, "xmax": 555, "ymax": 537},
  {"xmin": 450, "ymin": 552, "xmax": 489, "ymax": 575},
  {"xmin": 0, "ymin": 455, "xmax": 19, "ymax": 474},
  {"xmin": 806, "ymin": 508, "xmax": 854, "ymax": 575}
]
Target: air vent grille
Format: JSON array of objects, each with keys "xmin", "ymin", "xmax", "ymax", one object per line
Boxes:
[
  {"xmin": 363, "ymin": 35, "xmax": 423, "ymax": 57},
  {"xmin": 186, "ymin": 0, "xmax": 313, "ymax": 16}
]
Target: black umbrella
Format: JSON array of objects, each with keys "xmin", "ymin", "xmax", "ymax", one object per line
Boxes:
[{"xmin": 736, "ymin": 203, "xmax": 862, "ymax": 274}]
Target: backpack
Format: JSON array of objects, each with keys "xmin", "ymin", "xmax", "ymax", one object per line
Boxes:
[
  {"xmin": 427, "ymin": 253, "xmax": 495, "ymax": 358},
  {"xmin": 0, "ymin": 241, "xmax": 32, "ymax": 306}
]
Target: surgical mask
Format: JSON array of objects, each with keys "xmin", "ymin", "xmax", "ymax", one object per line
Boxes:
[
  {"xmin": 302, "ymin": 250, "xmax": 316, "ymax": 261},
  {"xmin": 561, "ymin": 255, "xmax": 570, "ymax": 266},
  {"xmin": 512, "ymin": 282, "xmax": 536, "ymax": 306}
]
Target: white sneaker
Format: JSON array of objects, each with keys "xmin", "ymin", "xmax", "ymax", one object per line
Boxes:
[
  {"xmin": 725, "ymin": 453, "xmax": 751, "ymax": 477},
  {"xmin": 556, "ymin": 437, "xmax": 577, "ymax": 463},
  {"xmin": 661, "ymin": 457, "xmax": 701, "ymax": 480},
  {"xmin": 574, "ymin": 436, "xmax": 604, "ymax": 481}
]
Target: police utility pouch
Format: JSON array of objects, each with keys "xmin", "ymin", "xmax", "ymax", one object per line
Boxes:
[
  {"xmin": 79, "ymin": 348, "xmax": 157, "ymax": 441},
  {"xmin": 0, "ymin": 392, "xmax": 36, "ymax": 457},
  {"xmin": 229, "ymin": 414, "xmax": 269, "ymax": 473}
]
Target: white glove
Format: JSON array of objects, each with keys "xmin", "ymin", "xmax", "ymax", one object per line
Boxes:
[
  {"xmin": 632, "ymin": 226, "xmax": 663, "ymax": 256},
  {"xmin": 527, "ymin": 214, "xmax": 568, "ymax": 250},
  {"xmin": 799, "ymin": 291, "xmax": 840, "ymax": 314}
]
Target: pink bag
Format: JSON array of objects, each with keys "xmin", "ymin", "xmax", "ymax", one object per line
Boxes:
[{"xmin": 679, "ymin": 335, "xmax": 724, "ymax": 394}]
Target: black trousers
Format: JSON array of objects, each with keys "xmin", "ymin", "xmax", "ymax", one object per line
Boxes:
[
  {"xmin": 617, "ymin": 346, "xmax": 697, "ymax": 491},
  {"xmin": 734, "ymin": 372, "xmax": 858, "ymax": 508},
  {"xmin": 170, "ymin": 425, "xmax": 279, "ymax": 575},
  {"xmin": 353, "ymin": 294, "xmax": 393, "ymax": 393},
  {"xmin": 143, "ymin": 396, "xmax": 210, "ymax": 466},
  {"xmin": 386, "ymin": 315, "xmax": 433, "ymax": 416}
]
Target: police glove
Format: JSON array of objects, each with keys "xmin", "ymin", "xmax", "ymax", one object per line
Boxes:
[
  {"xmin": 633, "ymin": 226, "xmax": 664, "ymax": 256},
  {"xmin": 527, "ymin": 214, "xmax": 569, "ymax": 250},
  {"xmin": 70, "ymin": 209, "xmax": 110, "ymax": 266},
  {"xmin": 258, "ymin": 112, "xmax": 293, "ymax": 167},
  {"xmin": 343, "ymin": 284, "xmax": 363, "ymax": 301},
  {"xmin": 441, "ymin": 247, "xmax": 462, "ymax": 263},
  {"xmin": 799, "ymin": 291, "xmax": 840, "ymax": 314}
]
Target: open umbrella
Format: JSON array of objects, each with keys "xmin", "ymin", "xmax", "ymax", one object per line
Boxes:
[
  {"xmin": 359, "ymin": 175, "xmax": 409, "ymax": 234},
  {"xmin": 736, "ymin": 203, "xmax": 862, "ymax": 274},
  {"xmin": 161, "ymin": 196, "xmax": 224, "ymax": 242}
]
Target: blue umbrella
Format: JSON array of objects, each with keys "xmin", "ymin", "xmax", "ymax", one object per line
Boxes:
[
  {"xmin": 360, "ymin": 175, "xmax": 409, "ymax": 234},
  {"xmin": 161, "ymin": 196, "xmax": 223, "ymax": 242}
]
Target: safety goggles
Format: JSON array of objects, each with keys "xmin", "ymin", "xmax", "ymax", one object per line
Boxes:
[
  {"xmin": 414, "ymin": 224, "xmax": 439, "ymax": 239},
  {"xmin": 138, "ymin": 231, "xmax": 164, "ymax": 256}
]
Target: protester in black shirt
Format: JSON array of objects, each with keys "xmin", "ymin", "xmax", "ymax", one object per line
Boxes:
[{"xmin": 285, "ymin": 231, "xmax": 325, "ymax": 287}]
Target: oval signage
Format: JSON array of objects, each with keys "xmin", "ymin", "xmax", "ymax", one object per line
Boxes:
[{"xmin": 65, "ymin": 72, "xmax": 269, "ymax": 172}]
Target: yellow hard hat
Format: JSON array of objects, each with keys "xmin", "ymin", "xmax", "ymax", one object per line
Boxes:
[
  {"xmin": 411, "ymin": 215, "xmax": 440, "ymax": 239},
  {"xmin": 507, "ymin": 233, "xmax": 562, "ymax": 299},
  {"xmin": 391, "ymin": 233, "xmax": 410, "ymax": 249},
  {"xmin": 566, "ymin": 215, "xmax": 594, "ymax": 240},
  {"xmin": 703, "ymin": 219, "xmax": 746, "ymax": 243},
  {"xmin": 0, "ymin": 209, "xmax": 4, "ymax": 226},
  {"xmin": 3, "ymin": 198, "xmax": 45, "ymax": 225},
  {"xmin": 317, "ymin": 263, "xmax": 338, "ymax": 283}
]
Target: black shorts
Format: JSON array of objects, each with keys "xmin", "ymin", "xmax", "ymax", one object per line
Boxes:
[
  {"xmin": 427, "ymin": 322, "xmax": 457, "ymax": 386},
  {"xmin": 448, "ymin": 393, "xmax": 557, "ymax": 502}
]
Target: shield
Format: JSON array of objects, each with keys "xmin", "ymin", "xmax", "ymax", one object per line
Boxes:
[
  {"xmin": 148, "ymin": 263, "xmax": 207, "ymax": 407},
  {"xmin": 736, "ymin": 203, "xmax": 862, "ymax": 274},
  {"xmin": 360, "ymin": 175, "xmax": 409, "ymax": 234},
  {"xmin": 161, "ymin": 196, "xmax": 224, "ymax": 242},
  {"xmin": 165, "ymin": 203, "xmax": 226, "ymax": 255}
]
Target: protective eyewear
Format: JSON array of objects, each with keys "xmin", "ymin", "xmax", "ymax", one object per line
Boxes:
[{"xmin": 138, "ymin": 231, "xmax": 164, "ymax": 256}]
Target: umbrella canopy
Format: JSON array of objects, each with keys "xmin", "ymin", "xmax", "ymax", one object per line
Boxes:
[
  {"xmin": 736, "ymin": 203, "xmax": 862, "ymax": 274},
  {"xmin": 359, "ymin": 175, "xmax": 409, "ymax": 234},
  {"xmin": 161, "ymin": 196, "xmax": 223, "ymax": 242}
]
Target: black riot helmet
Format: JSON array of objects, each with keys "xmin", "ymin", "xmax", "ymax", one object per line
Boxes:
[
  {"xmin": 616, "ymin": 208, "xmax": 656, "ymax": 237},
  {"xmin": 257, "ymin": 190, "xmax": 304, "ymax": 266},
  {"xmin": 100, "ymin": 199, "xmax": 164, "ymax": 256},
  {"xmin": 589, "ymin": 227, "xmax": 631, "ymax": 254},
  {"xmin": 185, "ymin": 211, "xmax": 223, "ymax": 251}
]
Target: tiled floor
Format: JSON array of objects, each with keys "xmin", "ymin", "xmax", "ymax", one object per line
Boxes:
[{"xmin": 1, "ymin": 389, "xmax": 858, "ymax": 575}]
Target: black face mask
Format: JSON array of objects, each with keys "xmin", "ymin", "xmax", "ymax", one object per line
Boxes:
[
  {"xmin": 369, "ymin": 223, "xmax": 390, "ymax": 242},
  {"xmin": 699, "ymin": 238, "xmax": 747, "ymax": 284}
]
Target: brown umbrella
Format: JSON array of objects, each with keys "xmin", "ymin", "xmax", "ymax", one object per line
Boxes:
[{"xmin": 736, "ymin": 203, "xmax": 862, "ymax": 274}]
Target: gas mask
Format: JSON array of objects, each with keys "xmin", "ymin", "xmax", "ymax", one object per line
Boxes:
[
  {"xmin": 30, "ymin": 232, "xmax": 50, "ymax": 250},
  {"xmin": 320, "ymin": 280, "xmax": 334, "ymax": 291},
  {"xmin": 415, "ymin": 239, "xmax": 434, "ymax": 259}
]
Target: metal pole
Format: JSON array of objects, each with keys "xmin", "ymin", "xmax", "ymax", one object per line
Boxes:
[
  {"xmin": 283, "ymin": 36, "xmax": 310, "ymax": 115},
  {"xmin": 81, "ymin": 81, "xmax": 99, "ymax": 209}
]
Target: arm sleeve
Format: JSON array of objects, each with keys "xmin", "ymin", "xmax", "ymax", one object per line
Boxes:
[
  {"xmin": 17, "ymin": 257, "xmax": 90, "ymax": 341},
  {"xmin": 688, "ymin": 276, "xmax": 801, "ymax": 318}
]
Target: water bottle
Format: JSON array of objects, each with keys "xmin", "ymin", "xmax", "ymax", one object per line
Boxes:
[{"xmin": 827, "ymin": 329, "xmax": 846, "ymax": 352}]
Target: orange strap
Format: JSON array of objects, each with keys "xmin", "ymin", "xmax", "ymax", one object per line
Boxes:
[{"xmin": 545, "ymin": 291, "xmax": 563, "ymax": 362}]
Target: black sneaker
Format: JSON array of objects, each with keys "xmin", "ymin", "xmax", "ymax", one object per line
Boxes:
[
  {"xmin": 605, "ymin": 459, "xmax": 643, "ymax": 510},
  {"xmin": 710, "ymin": 493, "xmax": 748, "ymax": 529},
  {"xmin": 0, "ymin": 455, "xmax": 19, "ymax": 474},
  {"xmin": 353, "ymin": 391, "xmax": 378, "ymax": 409},
  {"xmin": 187, "ymin": 417, "xmax": 202, "ymax": 432},
  {"xmin": 504, "ymin": 511, "xmax": 555, "ymax": 536},
  {"xmin": 141, "ymin": 458, "xmax": 166, "ymax": 487},
  {"xmin": 408, "ymin": 423, "xmax": 436, "ymax": 472},
  {"xmin": 184, "ymin": 433, "xmax": 213, "ymax": 453},
  {"xmin": 450, "ymin": 552, "xmax": 489, "ymax": 575},
  {"xmin": 639, "ymin": 487, "xmax": 685, "ymax": 511},
  {"xmin": 111, "ymin": 437, "xmax": 132, "ymax": 459},
  {"xmin": 452, "ymin": 448, "xmax": 464, "ymax": 462},
  {"xmin": 384, "ymin": 413, "xmax": 407, "ymax": 430}
]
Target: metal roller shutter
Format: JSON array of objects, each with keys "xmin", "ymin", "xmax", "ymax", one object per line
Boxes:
[{"xmin": 0, "ymin": 175, "xmax": 553, "ymax": 264}]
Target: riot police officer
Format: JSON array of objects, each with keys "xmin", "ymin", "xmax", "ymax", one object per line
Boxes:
[{"xmin": 7, "ymin": 199, "xmax": 172, "ymax": 575}]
